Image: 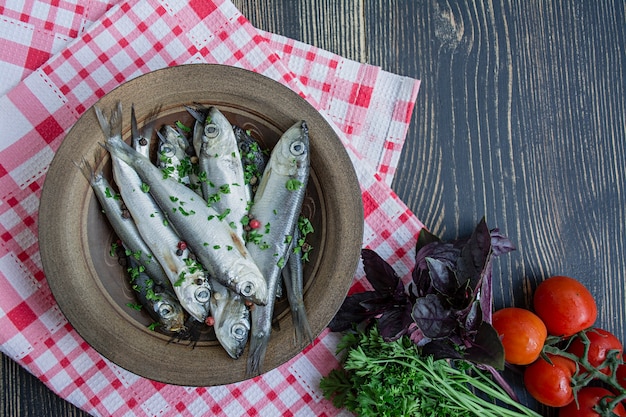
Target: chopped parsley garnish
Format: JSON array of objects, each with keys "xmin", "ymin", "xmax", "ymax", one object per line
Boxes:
[
  {"xmin": 140, "ymin": 183, "xmax": 150, "ymax": 193},
  {"xmin": 126, "ymin": 303, "xmax": 142, "ymax": 311},
  {"xmin": 286, "ymin": 178, "xmax": 304, "ymax": 191},
  {"xmin": 109, "ymin": 242, "xmax": 119, "ymax": 257},
  {"xmin": 176, "ymin": 120, "xmax": 191, "ymax": 132},
  {"xmin": 217, "ymin": 208, "xmax": 231, "ymax": 221},
  {"xmin": 174, "ymin": 272, "xmax": 186, "ymax": 287}
]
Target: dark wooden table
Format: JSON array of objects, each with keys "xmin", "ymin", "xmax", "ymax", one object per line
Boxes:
[{"xmin": 3, "ymin": 1, "xmax": 625, "ymax": 415}]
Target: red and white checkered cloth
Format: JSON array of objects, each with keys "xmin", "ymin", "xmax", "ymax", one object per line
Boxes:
[{"xmin": 0, "ymin": 1, "xmax": 423, "ymax": 416}]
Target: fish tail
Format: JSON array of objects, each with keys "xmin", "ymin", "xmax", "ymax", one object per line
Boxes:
[
  {"xmin": 72, "ymin": 149, "xmax": 102, "ymax": 185},
  {"xmin": 246, "ymin": 331, "xmax": 270, "ymax": 377},
  {"xmin": 94, "ymin": 102, "xmax": 123, "ymax": 140},
  {"xmin": 292, "ymin": 302, "xmax": 314, "ymax": 346}
]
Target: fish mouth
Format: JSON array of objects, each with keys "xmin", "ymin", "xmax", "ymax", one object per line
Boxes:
[{"xmin": 238, "ymin": 280, "xmax": 267, "ymax": 306}]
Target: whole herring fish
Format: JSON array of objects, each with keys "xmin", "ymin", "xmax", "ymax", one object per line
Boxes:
[
  {"xmin": 127, "ymin": 256, "xmax": 186, "ymax": 334},
  {"xmin": 95, "ymin": 103, "xmax": 212, "ymax": 322},
  {"xmin": 246, "ymin": 120, "xmax": 310, "ymax": 376},
  {"xmin": 100, "ymin": 108, "xmax": 268, "ymax": 306},
  {"xmin": 194, "ymin": 107, "xmax": 249, "ymax": 239},
  {"xmin": 282, "ymin": 224, "xmax": 314, "ymax": 346},
  {"xmin": 209, "ymin": 277, "xmax": 250, "ymax": 359},
  {"xmin": 76, "ymin": 158, "xmax": 170, "ymax": 287}
]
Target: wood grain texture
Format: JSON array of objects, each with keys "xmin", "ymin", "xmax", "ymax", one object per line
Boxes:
[{"xmin": 4, "ymin": 0, "xmax": 626, "ymax": 415}]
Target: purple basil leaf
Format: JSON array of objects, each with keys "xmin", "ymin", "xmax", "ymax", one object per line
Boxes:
[
  {"xmin": 464, "ymin": 300, "xmax": 483, "ymax": 332},
  {"xmin": 479, "ymin": 258, "xmax": 494, "ymax": 323},
  {"xmin": 490, "ymin": 228, "xmax": 516, "ymax": 256},
  {"xmin": 415, "ymin": 228, "xmax": 441, "ymax": 253},
  {"xmin": 426, "ymin": 257, "xmax": 459, "ymax": 295},
  {"xmin": 377, "ymin": 302, "xmax": 413, "ymax": 341},
  {"xmin": 421, "ymin": 339, "xmax": 464, "ymax": 361},
  {"xmin": 358, "ymin": 295, "xmax": 397, "ymax": 313},
  {"xmin": 410, "ymin": 269, "xmax": 432, "ymax": 298},
  {"xmin": 463, "ymin": 322, "xmax": 505, "ymax": 370},
  {"xmin": 328, "ymin": 292, "xmax": 380, "ymax": 331},
  {"xmin": 415, "ymin": 241, "xmax": 460, "ymax": 272},
  {"xmin": 456, "ymin": 218, "xmax": 491, "ymax": 290},
  {"xmin": 361, "ymin": 249, "xmax": 400, "ymax": 295},
  {"xmin": 411, "ymin": 294, "xmax": 457, "ymax": 338}
]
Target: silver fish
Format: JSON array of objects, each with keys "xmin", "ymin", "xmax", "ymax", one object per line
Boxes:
[
  {"xmin": 76, "ymin": 158, "xmax": 170, "ymax": 287},
  {"xmin": 127, "ymin": 256, "xmax": 186, "ymax": 333},
  {"xmin": 209, "ymin": 277, "xmax": 250, "ymax": 359},
  {"xmin": 100, "ymin": 111, "xmax": 268, "ymax": 306},
  {"xmin": 95, "ymin": 103, "xmax": 212, "ymax": 323},
  {"xmin": 195, "ymin": 107, "xmax": 249, "ymax": 239},
  {"xmin": 282, "ymin": 224, "xmax": 313, "ymax": 346},
  {"xmin": 246, "ymin": 120, "xmax": 310, "ymax": 376}
]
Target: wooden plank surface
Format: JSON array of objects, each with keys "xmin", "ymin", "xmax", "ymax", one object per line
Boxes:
[{"xmin": 3, "ymin": 1, "xmax": 626, "ymax": 415}]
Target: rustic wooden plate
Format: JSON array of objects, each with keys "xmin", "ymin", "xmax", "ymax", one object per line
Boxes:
[{"xmin": 39, "ymin": 64, "xmax": 363, "ymax": 386}]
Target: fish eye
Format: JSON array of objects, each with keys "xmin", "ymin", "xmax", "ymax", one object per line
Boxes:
[
  {"xmin": 161, "ymin": 145, "xmax": 175, "ymax": 157},
  {"xmin": 289, "ymin": 140, "xmax": 305, "ymax": 156},
  {"xmin": 204, "ymin": 123, "xmax": 219, "ymax": 138},
  {"xmin": 239, "ymin": 281, "xmax": 255, "ymax": 297},
  {"xmin": 158, "ymin": 303, "xmax": 174, "ymax": 318},
  {"xmin": 194, "ymin": 287, "xmax": 210, "ymax": 303},
  {"xmin": 231, "ymin": 323, "xmax": 248, "ymax": 340}
]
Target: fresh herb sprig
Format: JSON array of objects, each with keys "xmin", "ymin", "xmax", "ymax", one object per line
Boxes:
[{"xmin": 320, "ymin": 327, "xmax": 541, "ymax": 417}]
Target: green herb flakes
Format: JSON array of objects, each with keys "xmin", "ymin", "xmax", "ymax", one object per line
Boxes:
[{"xmin": 286, "ymin": 178, "xmax": 304, "ymax": 191}]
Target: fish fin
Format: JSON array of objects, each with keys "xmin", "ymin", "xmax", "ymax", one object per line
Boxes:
[
  {"xmin": 292, "ymin": 302, "xmax": 314, "ymax": 347},
  {"xmin": 110, "ymin": 101, "xmax": 123, "ymax": 139},
  {"xmin": 74, "ymin": 152, "xmax": 104, "ymax": 185},
  {"xmin": 95, "ymin": 101, "xmax": 123, "ymax": 140},
  {"xmin": 246, "ymin": 331, "xmax": 270, "ymax": 377},
  {"xmin": 185, "ymin": 104, "xmax": 209, "ymax": 123},
  {"xmin": 130, "ymin": 104, "xmax": 139, "ymax": 143},
  {"xmin": 94, "ymin": 105, "xmax": 110, "ymax": 137}
]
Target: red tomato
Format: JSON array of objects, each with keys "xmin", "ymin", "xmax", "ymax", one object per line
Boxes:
[
  {"xmin": 524, "ymin": 354, "xmax": 576, "ymax": 407},
  {"xmin": 533, "ymin": 276, "xmax": 597, "ymax": 337},
  {"xmin": 492, "ymin": 307, "xmax": 547, "ymax": 365},
  {"xmin": 567, "ymin": 328, "xmax": 623, "ymax": 375},
  {"xmin": 558, "ymin": 387, "xmax": 626, "ymax": 417}
]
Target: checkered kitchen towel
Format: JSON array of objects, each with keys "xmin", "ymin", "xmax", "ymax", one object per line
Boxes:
[{"xmin": 0, "ymin": 1, "xmax": 423, "ymax": 416}]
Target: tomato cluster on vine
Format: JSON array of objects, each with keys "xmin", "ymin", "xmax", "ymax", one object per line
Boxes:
[{"xmin": 492, "ymin": 275, "xmax": 626, "ymax": 417}]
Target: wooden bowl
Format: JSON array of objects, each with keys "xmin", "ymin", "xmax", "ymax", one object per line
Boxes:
[{"xmin": 39, "ymin": 64, "xmax": 363, "ymax": 386}]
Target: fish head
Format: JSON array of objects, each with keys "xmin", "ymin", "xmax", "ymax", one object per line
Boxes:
[
  {"xmin": 178, "ymin": 270, "xmax": 212, "ymax": 322},
  {"xmin": 201, "ymin": 107, "xmax": 238, "ymax": 155},
  {"xmin": 158, "ymin": 125, "xmax": 187, "ymax": 161},
  {"xmin": 152, "ymin": 292, "xmax": 186, "ymax": 333},
  {"xmin": 229, "ymin": 262, "xmax": 269, "ymax": 306},
  {"xmin": 274, "ymin": 121, "xmax": 309, "ymax": 176},
  {"xmin": 210, "ymin": 291, "xmax": 250, "ymax": 359}
]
